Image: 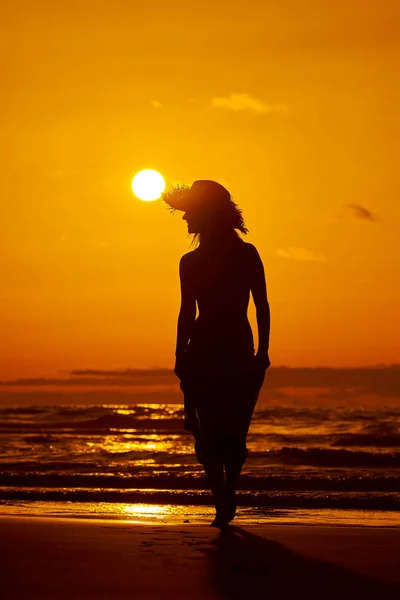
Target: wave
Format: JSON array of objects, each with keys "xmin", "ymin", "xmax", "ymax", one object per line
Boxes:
[
  {"xmin": 1, "ymin": 487, "xmax": 399, "ymax": 511},
  {"xmin": 0, "ymin": 414, "xmax": 185, "ymax": 433},
  {"xmin": 254, "ymin": 406, "xmax": 400, "ymax": 421},
  {"xmin": 2, "ymin": 445, "xmax": 400, "ymax": 469},
  {"xmin": 0, "ymin": 406, "xmax": 48, "ymax": 415},
  {"xmin": 2, "ymin": 405, "xmax": 400, "ymax": 439},
  {"xmin": 266, "ymin": 447, "xmax": 400, "ymax": 467},
  {"xmin": 2, "ymin": 472, "xmax": 400, "ymax": 492},
  {"xmin": 332, "ymin": 434, "xmax": 400, "ymax": 448},
  {"xmin": 333, "ymin": 422, "xmax": 400, "ymax": 448}
]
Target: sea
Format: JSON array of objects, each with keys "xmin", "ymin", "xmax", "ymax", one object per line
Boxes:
[{"xmin": 1, "ymin": 402, "xmax": 400, "ymax": 526}]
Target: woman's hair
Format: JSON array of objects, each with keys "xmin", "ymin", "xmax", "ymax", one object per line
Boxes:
[
  {"xmin": 162, "ymin": 183, "xmax": 248, "ymax": 248},
  {"xmin": 191, "ymin": 218, "xmax": 244, "ymax": 249}
]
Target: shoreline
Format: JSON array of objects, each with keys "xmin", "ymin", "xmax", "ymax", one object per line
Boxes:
[{"xmin": 1, "ymin": 500, "xmax": 400, "ymax": 528}]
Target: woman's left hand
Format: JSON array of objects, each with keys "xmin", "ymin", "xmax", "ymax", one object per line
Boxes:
[{"xmin": 174, "ymin": 354, "xmax": 188, "ymax": 380}]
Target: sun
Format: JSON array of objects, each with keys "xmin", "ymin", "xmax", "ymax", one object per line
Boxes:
[{"xmin": 132, "ymin": 169, "xmax": 165, "ymax": 201}]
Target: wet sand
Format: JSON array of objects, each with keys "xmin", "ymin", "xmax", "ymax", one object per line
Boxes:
[{"xmin": 1, "ymin": 515, "xmax": 400, "ymax": 599}]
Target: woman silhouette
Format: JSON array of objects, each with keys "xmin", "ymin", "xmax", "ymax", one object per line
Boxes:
[{"xmin": 163, "ymin": 180, "xmax": 270, "ymax": 528}]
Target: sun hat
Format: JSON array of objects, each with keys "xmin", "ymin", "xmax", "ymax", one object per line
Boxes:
[{"xmin": 161, "ymin": 180, "xmax": 248, "ymax": 234}]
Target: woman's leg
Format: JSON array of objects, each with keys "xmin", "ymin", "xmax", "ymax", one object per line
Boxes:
[
  {"xmin": 221, "ymin": 377, "xmax": 261, "ymax": 521},
  {"xmin": 195, "ymin": 398, "xmax": 228, "ymax": 526},
  {"xmin": 224, "ymin": 438, "xmax": 248, "ymax": 490},
  {"xmin": 203, "ymin": 448, "xmax": 225, "ymax": 512},
  {"xmin": 197, "ymin": 413, "xmax": 224, "ymax": 499},
  {"xmin": 220, "ymin": 436, "xmax": 247, "ymax": 522}
]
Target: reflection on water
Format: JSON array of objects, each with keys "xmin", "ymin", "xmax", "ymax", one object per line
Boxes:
[
  {"xmin": 2, "ymin": 403, "xmax": 400, "ymax": 521},
  {"xmin": 83, "ymin": 434, "xmax": 194, "ymax": 458}
]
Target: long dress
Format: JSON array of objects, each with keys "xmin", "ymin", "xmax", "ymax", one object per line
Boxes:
[{"xmin": 179, "ymin": 237, "xmax": 266, "ymax": 467}]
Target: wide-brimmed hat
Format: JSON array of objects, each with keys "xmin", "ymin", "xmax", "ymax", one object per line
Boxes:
[{"xmin": 161, "ymin": 180, "xmax": 248, "ymax": 234}]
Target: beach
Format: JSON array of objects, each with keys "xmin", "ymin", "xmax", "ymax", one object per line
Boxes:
[
  {"xmin": 2, "ymin": 515, "xmax": 400, "ymax": 599},
  {"xmin": 2, "ymin": 401, "xmax": 400, "ymax": 598}
]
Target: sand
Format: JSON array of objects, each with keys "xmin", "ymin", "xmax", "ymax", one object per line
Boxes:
[{"xmin": 1, "ymin": 515, "xmax": 400, "ymax": 599}]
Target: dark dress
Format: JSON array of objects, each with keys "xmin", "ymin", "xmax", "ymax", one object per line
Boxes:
[{"xmin": 179, "ymin": 237, "xmax": 266, "ymax": 467}]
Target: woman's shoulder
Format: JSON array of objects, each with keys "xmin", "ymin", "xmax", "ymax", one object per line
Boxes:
[
  {"xmin": 240, "ymin": 241, "xmax": 260, "ymax": 258},
  {"xmin": 181, "ymin": 248, "xmax": 200, "ymax": 261},
  {"xmin": 180, "ymin": 249, "xmax": 200, "ymax": 268},
  {"xmin": 240, "ymin": 241, "xmax": 256, "ymax": 251},
  {"xmin": 180, "ymin": 241, "xmax": 260, "ymax": 266}
]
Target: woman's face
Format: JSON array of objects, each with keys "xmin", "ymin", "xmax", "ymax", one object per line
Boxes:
[{"xmin": 182, "ymin": 211, "xmax": 201, "ymax": 234}]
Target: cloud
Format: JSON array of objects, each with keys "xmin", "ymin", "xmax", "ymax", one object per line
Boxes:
[
  {"xmin": 69, "ymin": 368, "xmax": 172, "ymax": 377},
  {"xmin": 348, "ymin": 204, "xmax": 378, "ymax": 222},
  {"xmin": 0, "ymin": 389, "xmax": 182, "ymax": 406},
  {"xmin": 261, "ymin": 365, "xmax": 400, "ymax": 396},
  {"xmin": 277, "ymin": 246, "xmax": 326, "ymax": 262},
  {"xmin": 212, "ymin": 93, "xmax": 288, "ymax": 115},
  {"xmin": 2, "ymin": 366, "xmax": 400, "ymax": 402},
  {"xmin": 0, "ymin": 368, "xmax": 174, "ymax": 388},
  {"xmin": 151, "ymin": 100, "xmax": 162, "ymax": 109}
]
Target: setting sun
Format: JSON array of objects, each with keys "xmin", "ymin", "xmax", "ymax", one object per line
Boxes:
[{"xmin": 131, "ymin": 169, "xmax": 165, "ymax": 201}]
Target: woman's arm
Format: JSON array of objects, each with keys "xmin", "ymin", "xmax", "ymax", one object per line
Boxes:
[
  {"xmin": 250, "ymin": 245, "xmax": 271, "ymax": 369},
  {"xmin": 175, "ymin": 254, "xmax": 196, "ymax": 378}
]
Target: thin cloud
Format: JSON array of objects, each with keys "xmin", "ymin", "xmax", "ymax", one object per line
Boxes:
[
  {"xmin": 69, "ymin": 368, "xmax": 172, "ymax": 377},
  {"xmin": 277, "ymin": 247, "xmax": 326, "ymax": 262},
  {"xmin": 1, "ymin": 366, "xmax": 400, "ymax": 399},
  {"xmin": 348, "ymin": 204, "xmax": 378, "ymax": 222},
  {"xmin": 0, "ymin": 368, "xmax": 175, "ymax": 388},
  {"xmin": 212, "ymin": 93, "xmax": 288, "ymax": 115},
  {"xmin": 0, "ymin": 377, "xmax": 171, "ymax": 387},
  {"xmin": 0, "ymin": 389, "xmax": 182, "ymax": 406},
  {"xmin": 262, "ymin": 365, "xmax": 400, "ymax": 397}
]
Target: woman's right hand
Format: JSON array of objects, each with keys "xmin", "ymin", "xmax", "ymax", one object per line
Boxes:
[
  {"xmin": 250, "ymin": 352, "xmax": 270, "ymax": 393},
  {"xmin": 254, "ymin": 351, "xmax": 271, "ymax": 371}
]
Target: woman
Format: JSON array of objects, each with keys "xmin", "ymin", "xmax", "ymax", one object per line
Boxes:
[{"xmin": 162, "ymin": 180, "xmax": 270, "ymax": 528}]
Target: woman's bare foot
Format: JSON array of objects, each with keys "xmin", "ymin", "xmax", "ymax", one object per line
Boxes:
[{"xmin": 210, "ymin": 514, "xmax": 230, "ymax": 529}]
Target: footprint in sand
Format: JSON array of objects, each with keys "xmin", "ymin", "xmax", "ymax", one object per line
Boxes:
[{"xmin": 182, "ymin": 540, "xmax": 206, "ymax": 546}]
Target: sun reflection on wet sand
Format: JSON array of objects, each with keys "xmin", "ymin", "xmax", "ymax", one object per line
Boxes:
[
  {"xmin": 121, "ymin": 503, "xmax": 169, "ymax": 520},
  {"xmin": 2, "ymin": 501, "xmax": 400, "ymax": 527},
  {"xmin": 0, "ymin": 501, "xmax": 215, "ymax": 523}
]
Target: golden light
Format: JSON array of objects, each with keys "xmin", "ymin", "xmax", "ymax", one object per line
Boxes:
[
  {"xmin": 123, "ymin": 504, "xmax": 166, "ymax": 517},
  {"xmin": 131, "ymin": 169, "xmax": 165, "ymax": 201}
]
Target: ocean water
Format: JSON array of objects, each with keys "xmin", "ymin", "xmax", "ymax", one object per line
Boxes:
[{"xmin": 1, "ymin": 403, "xmax": 400, "ymax": 523}]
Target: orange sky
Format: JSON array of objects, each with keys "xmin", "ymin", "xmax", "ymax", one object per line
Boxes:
[{"xmin": 1, "ymin": 1, "xmax": 399, "ymax": 379}]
